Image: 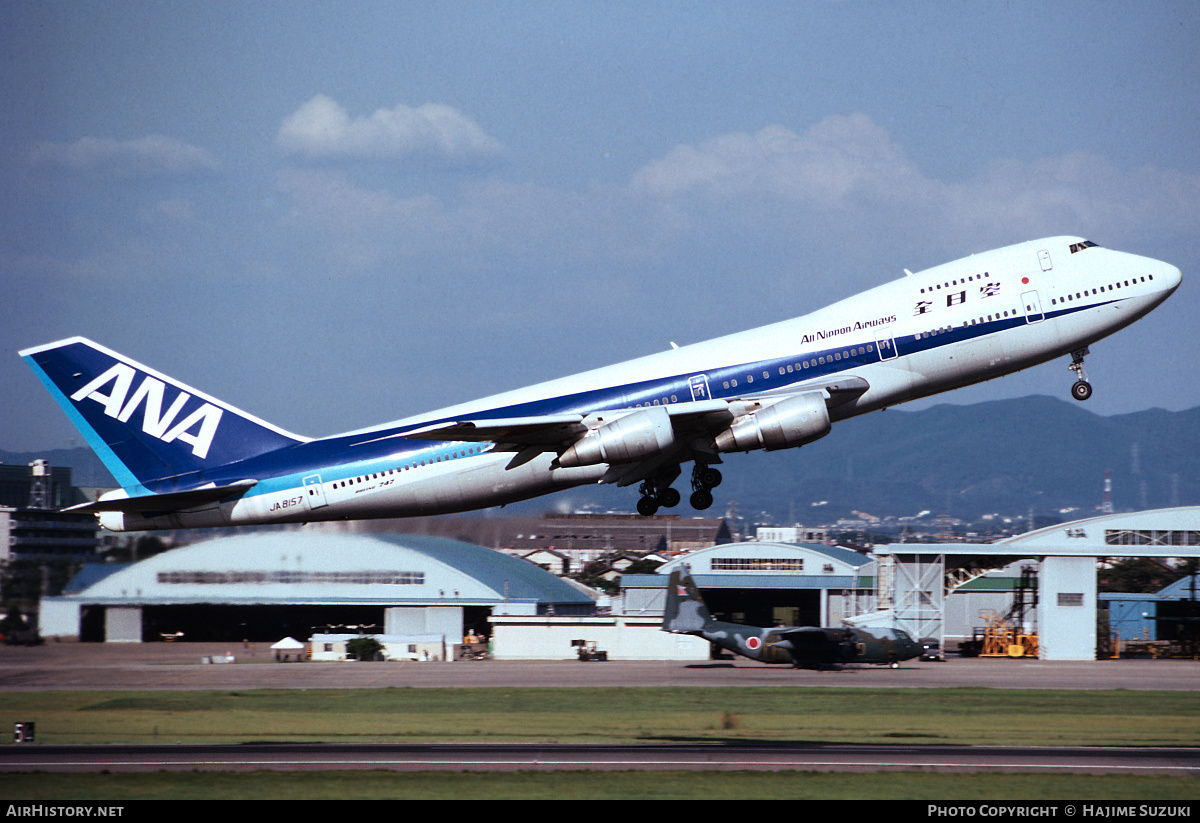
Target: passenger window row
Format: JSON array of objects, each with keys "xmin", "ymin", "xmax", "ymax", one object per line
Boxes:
[
  {"xmin": 1049, "ymin": 274, "xmax": 1153, "ymax": 307},
  {"xmin": 719, "ymin": 345, "xmax": 877, "ymax": 391},
  {"xmin": 966, "ymin": 308, "xmax": 1017, "ymax": 326},
  {"xmin": 919, "ymin": 272, "xmax": 988, "ymax": 295},
  {"xmin": 332, "ymin": 445, "xmax": 487, "ymax": 488}
]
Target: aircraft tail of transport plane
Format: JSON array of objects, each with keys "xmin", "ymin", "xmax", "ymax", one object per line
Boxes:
[
  {"xmin": 20, "ymin": 236, "xmax": 1181, "ymax": 532},
  {"xmin": 662, "ymin": 564, "xmax": 921, "ymax": 668}
]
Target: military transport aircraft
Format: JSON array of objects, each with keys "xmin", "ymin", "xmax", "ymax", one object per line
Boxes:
[
  {"xmin": 21, "ymin": 236, "xmax": 1180, "ymax": 531},
  {"xmin": 661, "ymin": 565, "xmax": 921, "ymax": 668}
]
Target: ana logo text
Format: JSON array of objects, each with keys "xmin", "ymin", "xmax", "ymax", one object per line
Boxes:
[{"xmin": 70, "ymin": 363, "xmax": 223, "ymax": 459}]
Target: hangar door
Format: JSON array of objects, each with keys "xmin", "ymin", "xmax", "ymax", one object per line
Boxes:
[
  {"xmin": 139, "ymin": 604, "xmax": 387, "ymax": 643},
  {"xmin": 700, "ymin": 587, "xmax": 821, "ymax": 629}
]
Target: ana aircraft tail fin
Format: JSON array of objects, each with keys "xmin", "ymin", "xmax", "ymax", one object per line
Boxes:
[
  {"xmin": 662, "ymin": 564, "xmax": 715, "ymax": 634},
  {"xmin": 20, "ymin": 337, "xmax": 307, "ymax": 489}
]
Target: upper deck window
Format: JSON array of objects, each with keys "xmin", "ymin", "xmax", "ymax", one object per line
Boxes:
[{"xmin": 1069, "ymin": 240, "xmax": 1100, "ymax": 254}]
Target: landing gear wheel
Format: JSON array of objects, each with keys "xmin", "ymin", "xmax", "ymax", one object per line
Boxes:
[
  {"xmin": 636, "ymin": 468, "xmax": 682, "ymax": 516},
  {"xmin": 637, "ymin": 496, "xmax": 659, "ymax": 517},
  {"xmin": 689, "ymin": 464, "xmax": 720, "ymax": 511},
  {"xmin": 1068, "ymin": 347, "xmax": 1092, "ymax": 401}
]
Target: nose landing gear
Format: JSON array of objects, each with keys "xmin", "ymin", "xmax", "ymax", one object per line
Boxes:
[{"xmin": 1068, "ymin": 347, "xmax": 1092, "ymax": 401}]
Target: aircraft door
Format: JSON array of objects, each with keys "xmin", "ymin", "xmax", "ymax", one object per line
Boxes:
[
  {"xmin": 874, "ymin": 328, "xmax": 898, "ymax": 361},
  {"xmin": 688, "ymin": 374, "xmax": 711, "ymax": 401},
  {"xmin": 303, "ymin": 474, "xmax": 328, "ymax": 509},
  {"xmin": 1021, "ymin": 290, "xmax": 1044, "ymax": 324},
  {"xmin": 1038, "ymin": 249, "xmax": 1053, "ymax": 271}
]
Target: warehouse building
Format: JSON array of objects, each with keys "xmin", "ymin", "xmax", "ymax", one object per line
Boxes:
[
  {"xmin": 874, "ymin": 506, "xmax": 1200, "ymax": 659},
  {"xmin": 348, "ymin": 512, "xmax": 733, "ymax": 573},
  {"xmin": 622, "ymin": 540, "xmax": 875, "ymax": 626},
  {"xmin": 41, "ymin": 530, "xmax": 596, "ymax": 645},
  {"xmin": 492, "ymin": 540, "xmax": 876, "ymax": 661}
]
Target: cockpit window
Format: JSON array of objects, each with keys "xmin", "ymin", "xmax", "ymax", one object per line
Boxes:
[{"xmin": 1069, "ymin": 240, "xmax": 1100, "ymax": 254}]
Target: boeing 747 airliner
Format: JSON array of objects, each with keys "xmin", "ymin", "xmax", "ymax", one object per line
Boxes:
[{"xmin": 21, "ymin": 236, "xmax": 1180, "ymax": 531}]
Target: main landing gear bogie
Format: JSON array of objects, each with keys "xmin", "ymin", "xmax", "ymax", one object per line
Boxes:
[
  {"xmin": 636, "ymin": 464, "xmax": 722, "ymax": 516},
  {"xmin": 636, "ymin": 467, "xmax": 681, "ymax": 517},
  {"xmin": 1068, "ymin": 347, "xmax": 1092, "ymax": 402},
  {"xmin": 688, "ymin": 464, "xmax": 721, "ymax": 511},
  {"xmin": 636, "ymin": 482, "xmax": 680, "ymax": 516}
]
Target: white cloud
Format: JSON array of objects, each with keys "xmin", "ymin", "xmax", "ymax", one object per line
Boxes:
[
  {"xmin": 271, "ymin": 111, "xmax": 1199, "ymax": 313},
  {"xmin": 630, "ymin": 114, "xmax": 920, "ymax": 203},
  {"xmin": 272, "ymin": 167, "xmax": 620, "ymax": 275},
  {"xmin": 141, "ymin": 198, "xmax": 199, "ymax": 224},
  {"xmin": 277, "ymin": 95, "xmax": 505, "ymax": 164},
  {"xmin": 28, "ymin": 134, "xmax": 221, "ymax": 176},
  {"xmin": 628, "ymin": 113, "xmax": 1200, "ymax": 248}
]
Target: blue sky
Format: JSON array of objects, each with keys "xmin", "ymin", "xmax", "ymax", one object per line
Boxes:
[{"xmin": 3, "ymin": 2, "xmax": 1199, "ymax": 451}]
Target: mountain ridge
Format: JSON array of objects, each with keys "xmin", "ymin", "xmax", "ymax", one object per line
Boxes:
[{"xmin": 3, "ymin": 395, "xmax": 1196, "ymax": 524}]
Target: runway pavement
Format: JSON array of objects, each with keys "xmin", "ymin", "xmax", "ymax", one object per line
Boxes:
[
  {"xmin": 1, "ymin": 640, "xmax": 1199, "ymax": 691},
  {"xmin": 3, "ymin": 742, "xmax": 1199, "ymax": 775},
  {"xmin": 2, "ymin": 642, "xmax": 1197, "ymax": 777}
]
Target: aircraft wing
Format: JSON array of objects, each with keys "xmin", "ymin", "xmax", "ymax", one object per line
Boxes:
[
  {"xmin": 598, "ymin": 376, "xmax": 869, "ymax": 487},
  {"xmin": 398, "ymin": 377, "xmax": 868, "ymax": 445},
  {"xmin": 777, "ymin": 627, "xmax": 855, "ymax": 645},
  {"xmin": 399, "ymin": 414, "xmax": 589, "ymax": 448},
  {"xmin": 65, "ymin": 480, "xmax": 258, "ymax": 515},
  {"xmin": 775, "ymin": 627, "xmax": 857, "ymax": 665},
  {"xmin": 392, "ymin": 375, "xmax": 869, "ymax": 478},
  {"xmin": 657, "ymin": 375, "xmax": 869, "ymax": 434},
  {"xmin": 806, "ymin": 375, "xmax": 870, "ymax": 408}
]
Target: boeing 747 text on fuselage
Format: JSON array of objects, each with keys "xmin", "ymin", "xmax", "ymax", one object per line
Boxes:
[{"xmin": 21, "ymin": 237, "xmax": 1180, "ymax": 531}]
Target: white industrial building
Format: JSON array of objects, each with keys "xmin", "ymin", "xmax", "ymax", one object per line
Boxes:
[
  {"xmin": 874, "ymin": 506, "xmax": 1200, "ymax": 660},
  {"xmin": 37, "ymin": 507, "xmax": 1200, "ymax": 662},
  {"xmin": 496, "ymin": 540, "xmax": 876, "ymax": 660},
  {"xmin": 43, "ymin": 531, "xmax": 596, "ymax": 652}
]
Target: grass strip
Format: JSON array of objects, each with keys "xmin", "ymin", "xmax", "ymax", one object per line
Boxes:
[
  {"xmin": 0, "ymin": 686, "xmax": 1197, "ymax": 746},
  {"xmin": 2, "ymin": 770, "xmax": 1199, "ymax": 801}
]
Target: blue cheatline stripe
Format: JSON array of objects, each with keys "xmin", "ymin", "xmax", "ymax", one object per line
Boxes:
[
  {"xmin": 22, "ymin": 354, "xmax": 145, "ymax": 491},
  {"xmin": 92, "ymin": 295, "xmax": 1125, "ymax": 497}
]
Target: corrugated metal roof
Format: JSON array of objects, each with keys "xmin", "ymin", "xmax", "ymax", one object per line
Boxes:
[
  {"xmin": 60, "ymin": 531, "xmax": 594, "ymax": 607},
  {"xmin": 62, "ymin": 562, "xmax": 132, "ymax": 594},
  {"xmin": 374, "ymin": 534, "xmax": 594, "ymax": 604},
  {"xmin": 1156, "ymin": 574, "xmax": 1200, "ymax": 600},
  {"xmin": 788, "ymin": 543, "xmax": 872, "ymax": 566},
  {"xmin": 621, "ymin": 573, "xmax": 857, "ymax": 590}
]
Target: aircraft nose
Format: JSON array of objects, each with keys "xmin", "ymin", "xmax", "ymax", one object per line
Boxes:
[{"xmin": 1160, "ymin": 261, "xmax": 1183, "ymax": 293}]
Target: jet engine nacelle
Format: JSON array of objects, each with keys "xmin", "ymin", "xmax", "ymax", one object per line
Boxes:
[
  {"xmin": 556, "ymin": 406, "xmax": 676, "ymax": 468},
  {"xmin": 714, "ymin": 392, "xmax": 830, "ymax": 452}
]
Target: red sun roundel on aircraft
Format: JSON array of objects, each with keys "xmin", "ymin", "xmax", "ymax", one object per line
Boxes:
[
  {"xmin": 1022, "ymin": 277, "xmax": 1030, "ymax": 284},
  {"xmin": 745, "ymin": 636, "xmax": 761, "ymax": 650}
]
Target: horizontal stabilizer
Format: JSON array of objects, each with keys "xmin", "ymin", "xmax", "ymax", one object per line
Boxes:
[{"xmin": 65, "ymin": 480, "xmax": 258, "ymax": 515}]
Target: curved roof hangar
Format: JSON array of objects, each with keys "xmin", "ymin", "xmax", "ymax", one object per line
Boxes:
[{"xmin": 69, "ymin": 531, "xmax": 595, "ymax": 611}]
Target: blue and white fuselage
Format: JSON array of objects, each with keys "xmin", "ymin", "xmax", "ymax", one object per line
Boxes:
[{"xmin": 21, "ymin": 237, "xmax": 1181, "ymax": 531}]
